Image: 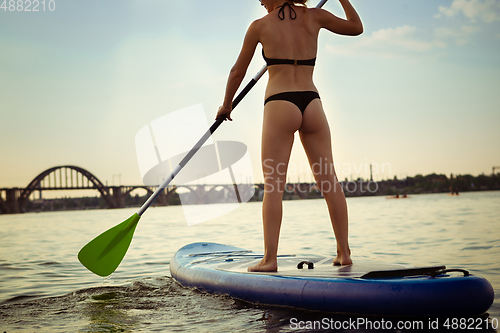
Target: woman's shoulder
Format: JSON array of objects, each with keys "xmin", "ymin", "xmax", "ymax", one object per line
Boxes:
[
  {"xmin": 248, "ymin": 14, "xmax": 273, "ymax": 34},
  {"xmin": 292, "ymin": 6, "xmax": 327, "ymax": 27},
  {"xmin": 303, "ymin": 6, "xmax": 327, "ymax": 19},
  {"xmin": 294, "ymin": 5, "xmax": 323, "ymax": 14},
  {"xmin": 247, "ymin": 17, "xmax": 264, "ymax": 35}
]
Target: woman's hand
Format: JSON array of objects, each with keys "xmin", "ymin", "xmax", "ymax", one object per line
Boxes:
[{"xmin": 216, "ymin": 104, "xmax": 233, "ymax": 121}]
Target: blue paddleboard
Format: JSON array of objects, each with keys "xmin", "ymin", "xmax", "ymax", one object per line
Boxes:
[{"xmin": 170, "ymin": 242, "xmax": 494, "ymax": 316}]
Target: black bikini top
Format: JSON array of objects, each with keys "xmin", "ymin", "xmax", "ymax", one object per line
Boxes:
[
  {"xmin": 263, "ymin": 3, "xmax": 316, "ymax": 67},
  {"xmin": 262, "ymin": 50, "xmax": 316, "ymax": 66}
]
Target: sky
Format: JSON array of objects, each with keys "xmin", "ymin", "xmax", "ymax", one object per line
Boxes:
[{"xmin": 1, "ymin": 0, "xmax": 499, "ymax": 192}]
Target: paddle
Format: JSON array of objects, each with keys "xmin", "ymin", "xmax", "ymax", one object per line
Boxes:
[{"xmin": 78, "ymin": 0, "xmax": 330, "ymax": 277}]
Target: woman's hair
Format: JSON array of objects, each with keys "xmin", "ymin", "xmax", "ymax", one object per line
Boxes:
[{"xmin": 291, "ymin": 0, "xmax": 308, "ymax": 5}]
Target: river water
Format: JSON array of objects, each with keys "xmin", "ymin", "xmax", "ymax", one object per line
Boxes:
[{"xmin": 0, "ymin": 191, "xmax": 499, "ymax": 332}]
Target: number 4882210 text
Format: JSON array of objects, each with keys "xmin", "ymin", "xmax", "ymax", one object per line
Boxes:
[{"xmin": 1, "ymin": 0, "xmax": 55, "ymax": 11}]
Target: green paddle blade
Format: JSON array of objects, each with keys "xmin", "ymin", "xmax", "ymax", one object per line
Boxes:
[{"xmin": 78, "ymin": 213, "xmax": 141, "ymax": 277}]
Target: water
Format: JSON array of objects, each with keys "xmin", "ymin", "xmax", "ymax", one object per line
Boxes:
[{"xmin": 0, "ymin": 191, "xmax": 499, "ymax": 332}]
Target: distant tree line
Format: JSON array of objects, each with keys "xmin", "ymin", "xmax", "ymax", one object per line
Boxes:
[
  {"xmin": 21, "ymin": 173, "xmax": 499, "ymax": 212},
  {"xmin": 381, "ymin": 173, "xmax": 500, "ymax": 196}
]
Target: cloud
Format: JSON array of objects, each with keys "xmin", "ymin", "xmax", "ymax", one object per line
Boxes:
[
  {"xmin": 371, "ymin": 26, "xmax": 435, "ymax": 52},
  {"xmin": 326, "ymin": 21, "xmax": 483, "ymax": 59},
  {"xmin": 437, "ymin": 0, "xmax": 500, "ymax": 23},
  {"xmin": 326, "ymin": 26, "xmax": 438, "ymax": 59},
  {"xmin": 435, "ymin": 25, "xmax": 482, "ymax": 46}
]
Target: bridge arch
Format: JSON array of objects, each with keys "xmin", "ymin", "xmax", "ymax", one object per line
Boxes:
[
  {"xmin": 19, "ymin": 165, "xmax": 116, "ymax": 210},
  {"xmin": 123, "ymin": 186, "xmax": 154, "ymax": 197},
  {"xmin": 172, "ymin": 185, "xmax": 204, "ymax": 204},
  {"xmin": 206, "ymin": 184, "xmax": 230, "ymax": 194}
]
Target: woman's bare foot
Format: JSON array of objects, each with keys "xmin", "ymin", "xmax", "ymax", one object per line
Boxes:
[
  {"xmin": 248, "ymin": 257, "xmax": 278, "ymax": 272},
  {"xmin": 333, "ymin": 249, "xmax": 352, "ymax": 266}
]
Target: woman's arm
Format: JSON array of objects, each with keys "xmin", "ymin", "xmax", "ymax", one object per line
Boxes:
[
  {"xmin": 216, "ymin": 21, "xmax": 260, "ymax": 121},
  {"xmin": 315, "ymin": 0, "xmax": 363, "ymax": 36}
]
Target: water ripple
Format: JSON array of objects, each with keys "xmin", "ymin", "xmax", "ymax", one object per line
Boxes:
[{"xmin": 462, "ymin": 246, "xmax": 493, "ymax": 251}]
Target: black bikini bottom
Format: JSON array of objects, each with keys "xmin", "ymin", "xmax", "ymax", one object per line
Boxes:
[{"xmin": 264, "ymin": 91, "xmax": 320, "ymax": 114}]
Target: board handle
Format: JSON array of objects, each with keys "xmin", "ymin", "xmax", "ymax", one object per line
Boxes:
[
  {"xmin": 297, "ymin": 261, "xmax": 314, "ymax": 269},
  {"xmin": 430, "ymin": 268, "xmax": 470, "ymax": 278}
]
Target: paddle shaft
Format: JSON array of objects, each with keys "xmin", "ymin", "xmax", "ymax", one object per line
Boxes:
[{"xmin": 137, "ymin": 0, "xmax": 329, "ymax": 216}]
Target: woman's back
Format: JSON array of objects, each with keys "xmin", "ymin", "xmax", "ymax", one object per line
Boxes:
[
  {"xmin": 256, "ymin": 5, "xmax": 321, "ymax": 96},
  {"xmin": 259, "ymin": 5, "xmax": 319, "ymax": 60}
]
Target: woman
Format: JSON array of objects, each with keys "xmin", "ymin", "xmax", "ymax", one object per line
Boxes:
[{"xmin": 216, "ymin": 0, "xmax": 363, "ymax": 272}]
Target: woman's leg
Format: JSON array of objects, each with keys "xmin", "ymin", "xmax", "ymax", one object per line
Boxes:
[
  {"xmin": 299, "ymin": 100, "xmax": 352, "ymax": 266},
  {"xmin": 248, "ymin": 101, "xmax": 302, "ymax": 272}
]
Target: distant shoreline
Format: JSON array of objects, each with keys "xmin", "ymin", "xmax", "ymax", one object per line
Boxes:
[{"xmin": 4, "ymin": 172, "xmax": 498, "ymax": 214}]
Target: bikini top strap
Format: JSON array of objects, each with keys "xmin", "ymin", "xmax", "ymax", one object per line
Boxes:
[
  {"xmin": 262, "ymin": 49, "xmax": 316, "ymax": 67},
  {"xmin": 277, "ymin": 2, "xmax": 296, "ymax": 20}
]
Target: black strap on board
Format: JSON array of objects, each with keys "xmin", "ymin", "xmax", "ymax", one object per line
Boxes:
[{"xmin": 361, "ymin": 266, "xmax": 448, "ymax": 279}]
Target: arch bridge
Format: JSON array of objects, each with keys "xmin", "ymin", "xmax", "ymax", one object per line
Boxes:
[
  {"xmin": 0, "ymin": 166, "xmax": 258, "ymax": 214},
  {"xmin": 0, "ymin": 166, "xmax": 176, "ymax": 214}
]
